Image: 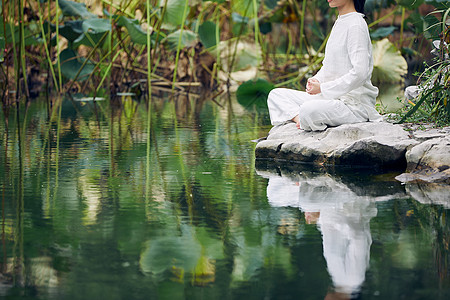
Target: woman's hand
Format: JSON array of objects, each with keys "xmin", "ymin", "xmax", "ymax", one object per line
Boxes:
[{"xmin": 306, "ymin": 78, "xmax": 321, "ymax": 95}]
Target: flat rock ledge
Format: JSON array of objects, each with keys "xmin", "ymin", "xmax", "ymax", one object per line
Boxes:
[{"xmin": 255, "ymin": 122, "xmax": 450, "ymax": 183}]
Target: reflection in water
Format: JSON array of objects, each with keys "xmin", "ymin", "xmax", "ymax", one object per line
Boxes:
[
  {"xmin": 259, "ymin": 168, "xmax": 398, "ymax": 297},
  {"xmin": 1, "ymin": 96, "xmax": 449, "ymax": 299}
]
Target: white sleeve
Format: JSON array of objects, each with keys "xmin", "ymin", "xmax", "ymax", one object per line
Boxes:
[
  {"xmin": 312, "ymin": 66, "xmax": 326, "ymax": 83},
  {"xmin": 320, "ymin": 25, "xmax": 371, "ymax": 100}
]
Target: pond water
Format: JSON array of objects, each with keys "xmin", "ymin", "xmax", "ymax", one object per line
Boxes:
[{"xmin": 0, "ymin": 94, "xmax": 449, "ymax": 299}]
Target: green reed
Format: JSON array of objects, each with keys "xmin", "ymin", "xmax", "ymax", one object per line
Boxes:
[
  {"xmin": 171, "ymin": 0, "xmax": 190, "ymax": 91},
  {"xmin": 146, "ymin": 0, "xmax": 152, "ymax": 199}
]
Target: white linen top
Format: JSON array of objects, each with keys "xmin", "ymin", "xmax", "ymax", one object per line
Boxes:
[{"xmin": 312, "ymin": 12, "xmax": 382, "ymax": 121}]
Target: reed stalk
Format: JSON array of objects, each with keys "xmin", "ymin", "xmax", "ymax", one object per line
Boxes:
[
  {"xmin": 214, "ymin": 5, "xmax": 221, "ymax": 80},
  {"xmin": 55, "ymin": 0, "xmax": 62, "ymax": 91},
  {"xmin": 252, "ymin": 0, "xmax": 260, "ymax": 72},
  {"xmin": 67, "ymin": 31, "xmax": 110, "ymax": 91},
  {"xmin": 146, "ymin": 0, "xmax": 153, "ymax": 200},
  {"xmin": 108, "ymin": 2, "xmax": 113, "ymax": 97},
  {"xmin": 171, "ymin": 0, "xmax": 190, "ymax": 91},
  {"xmin": 36, "ymin": 0, "xmax": 59, "ymax": 92},
  {"xmin": 10, "ymin": 1, "xmax": 18, "ymax": 101},
  {"xmin": 19, "ymin": 0, "xmax": 28, "ymax": 98},
  {"xmin": 1, "ymin": 0, "xmax": 8, "ymax": 94},
  {"xmin": 95, "ymin": 50, "xmax": 122, "ymax": 94},
  {"xmin": 150, "ymin": 0, "xmax": 169, "ymax": 71},
  {"xmin": 299, "ymin": 0, "xmax": 307, "ymax": 55},
  {"xmin": 399, "ymin": 7, "xmax": 405, "ymax": 49}
]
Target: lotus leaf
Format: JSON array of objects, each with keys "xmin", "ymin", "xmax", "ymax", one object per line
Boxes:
[
  {"xmin": 71, "ymin": 19, "xmax": 110, "ymax": 48},
  {"xmin": 372, "ymin": 38, "xmax": 407, "ymax": 84},
  {"xmin": 58, "ymin": 0, "xmax": 96, "ymax": 19},
  {"xmin": 370, "ymin": 26, "xmax": 396, "ymax": 39},
  {"xmin": 237, "ymin": 79, "xmax": 274, "ymax": 109},
  {"xmin": 198, "ymin": 21, "xmax": 218, "ymax": 49},
  {"xmin": 232, "ymin": 0, "xmax": 257, "ymax": 19},
  {"xmin": 158, "ymin": 0, "xmax": 191, "ymax": 30},
  {"xmin": 213, "ymin": 40, "xmax": 261, "ymax": 73},
  {"xmin": 165, "ymin": 29, "xmax": 198, "ymax": 51},
  {"xmin": 115, "ymin": 16, "xmax": 151, "ymax": 45},
  {"xmin": 81, "ymin": 18, "xmax": 111, "ymax": 33},
  {"xmin": 0, "ymin": 20, "xmax": 39, "ymax": 46},
  {"xmin": 73, "ymin": 32, "xmax": 108, "ymax": 48},
  {"xmin": 396, "ymin": 0, "xmax": 424, "ymax": 9},
  {"xmin": 58, "ymin": 20, "xmax": 84, "ymax": 43},
  {"xmin": 58, "ymin": 48, "xmax": 94, "ymax": 81}
]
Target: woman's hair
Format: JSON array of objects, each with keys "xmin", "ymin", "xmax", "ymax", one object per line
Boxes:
[{"xmin": 354, "ymin": 0, "xmax": 366, "ymax": 14}]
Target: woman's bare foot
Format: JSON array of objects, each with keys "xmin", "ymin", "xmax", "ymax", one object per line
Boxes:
[{"xmin": 291, "ymin": 115, "xmax": 301, "ymax": 129}]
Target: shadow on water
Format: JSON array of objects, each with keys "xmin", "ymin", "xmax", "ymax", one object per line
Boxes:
[{"xmin": 0, "ymin": 94, "xmax": 449, "ymax": 299}]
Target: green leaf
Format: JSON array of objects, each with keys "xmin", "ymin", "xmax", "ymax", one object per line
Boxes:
[
  {"xmin": 232, "ymin": 0, "xmax": 257, "ymax": 19},
  {"xmin": 372, "ymin": 38, "xmax": 408, "ymax": 84},
  {"xmin": 365, "ymin": 0, "xmax": 395, "ymax": 13},
  {"xmin": 405, "ymin": 12, "xmax": 425, "ymax": 34},
  {"xmin": 58, "ymin": 0, "xmax": 96, "ymax": 19},
  {"xmin": 58, "ymin": 20, "xmax": 84, "ymax": 43},
  {"xmin": 370, "ymin": 26, "xmax": 396, "ymax": 39},
  {"xmin": 58, "ymin": 48, "xmax": 94, "ymax": 81},
  {"xmin": 259, "ymin": 22, "xmax": 272, "ymax": 34},
  {"xmin": 72, "ymin": 19, "xmax": 111, "ymax": 48},
  {"xmin": 82, "ymin": 18, "xmax": 111, "ymax": 33},
  {"xmin": 0, "ymin": 20, "xmax": 40, "ymax": 46},
  {"xmin": 198, "ymin": 21, "xmax": 218, "ymax": 49},
  {"xmin": 396, "ymin": 0, "xmax": 424, "ymax": 9},
  {"xmin": 423, "ymin": 14, "xmax": 441, "ymax": 40},
  {"xmin": 165, "ymin": 29, "xmax": 198, "ymax": 51},
  {"xmin": 232, "ymin": 12, "xmax": 250, "ymax": 24},
  {"xmin": 116, "ymin": 16, "xmax": 151, "ymax": 45},
  {"xmin": 264, "ymin": 0, "xmax": 278, "ymax": 9},
  {"xmin": 159, "ymin": 0, "xmax": 190, "ymax": 30},
  {"xmin": 237, "ymin": 78, "xmax": 274, "ymax": 109}
]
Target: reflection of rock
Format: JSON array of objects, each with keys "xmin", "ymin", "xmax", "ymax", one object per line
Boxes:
[
  {"xmin": 396, "ymin": 136, "xmax": 450, "ymax": 184},
  {"xmin": 3, "ymin": 256, "xmax": 58, "ymax": 295},
  {"xmin": 256, "ymin": 122, "xmax": 418, "ymax": 169},
  {"xmin": 404, "ymin": 182, "xmax": 450, "ymax": 208},
  {"xmin": 258, "ymin": 168, "xmax": 386, "ymax": 295},
  {"xmin": 256, "ymin": 159, "xmax": 408, "ymax": 200},
  {"xmin": 29, "ymin": 257, "xmax": 59, "ymax": 290}
]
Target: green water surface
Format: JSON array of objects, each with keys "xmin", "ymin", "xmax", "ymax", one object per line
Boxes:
[{"xmin": 0, "ymin": 95, "xmax": 449, "ymax": 299}]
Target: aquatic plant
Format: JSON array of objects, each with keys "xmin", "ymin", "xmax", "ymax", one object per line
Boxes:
[
  {"xmin": 399, "ymin": 5, "xmax": 450, "ymax": 125},
  {"xmin": 0, "ymin": 0, "xmax": 447, "ymax": 116}
]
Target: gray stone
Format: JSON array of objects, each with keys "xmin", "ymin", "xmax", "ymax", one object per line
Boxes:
[
  {"xmin": 256, "ymin": 121, "xmax": 419, "ymax": 169},
  {"xmin": 395, "ymin": 136, "xmax": 450, "ymax": 183}
]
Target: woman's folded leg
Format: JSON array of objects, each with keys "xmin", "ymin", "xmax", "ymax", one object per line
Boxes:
[
  {"xmin": 267, "ymin": 88, "xmax": 318, "ymax": 125},
  {"xmin": 298, "ymin": 100, "xmax": 366, "ymax": 131}
]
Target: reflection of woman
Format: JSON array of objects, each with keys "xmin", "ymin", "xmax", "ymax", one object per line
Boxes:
[
  {"xmin": 262, "ymin": 171, "xmax": 377, "ymax": 297},
  {"xmin": 267, "ymin": 0, "xmax": 382, "ymax": 131}
]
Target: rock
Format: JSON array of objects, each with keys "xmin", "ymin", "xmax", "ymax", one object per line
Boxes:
[
  {"xmin": 255, "ymin": 121, "xmax": 419, "ymax": 169},
  {"xmin": 403, "ymin": 124, "xmax": 450, "ymax": 142},
  {"xmin": 395, "ymin": 136, "xmax": 450, "ymax": 183},
  {"xmin": 404, "ymin": 85, "xmax": 420, "ymax": 100}
]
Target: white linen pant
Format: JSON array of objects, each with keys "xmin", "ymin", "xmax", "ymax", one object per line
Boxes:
[{"xmin": 267, "ymin": 88, "xmax": 366, "ymax": 131}]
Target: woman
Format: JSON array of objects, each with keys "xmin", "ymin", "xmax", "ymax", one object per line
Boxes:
[{"xmin": 267, "ymin": 0, "xmax": 382, "ymax": 131}]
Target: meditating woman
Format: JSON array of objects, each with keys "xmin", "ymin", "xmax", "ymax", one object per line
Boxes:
[{"xmin": 267, "ymin": 0, "xmax": 382, "ymax": 131}]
